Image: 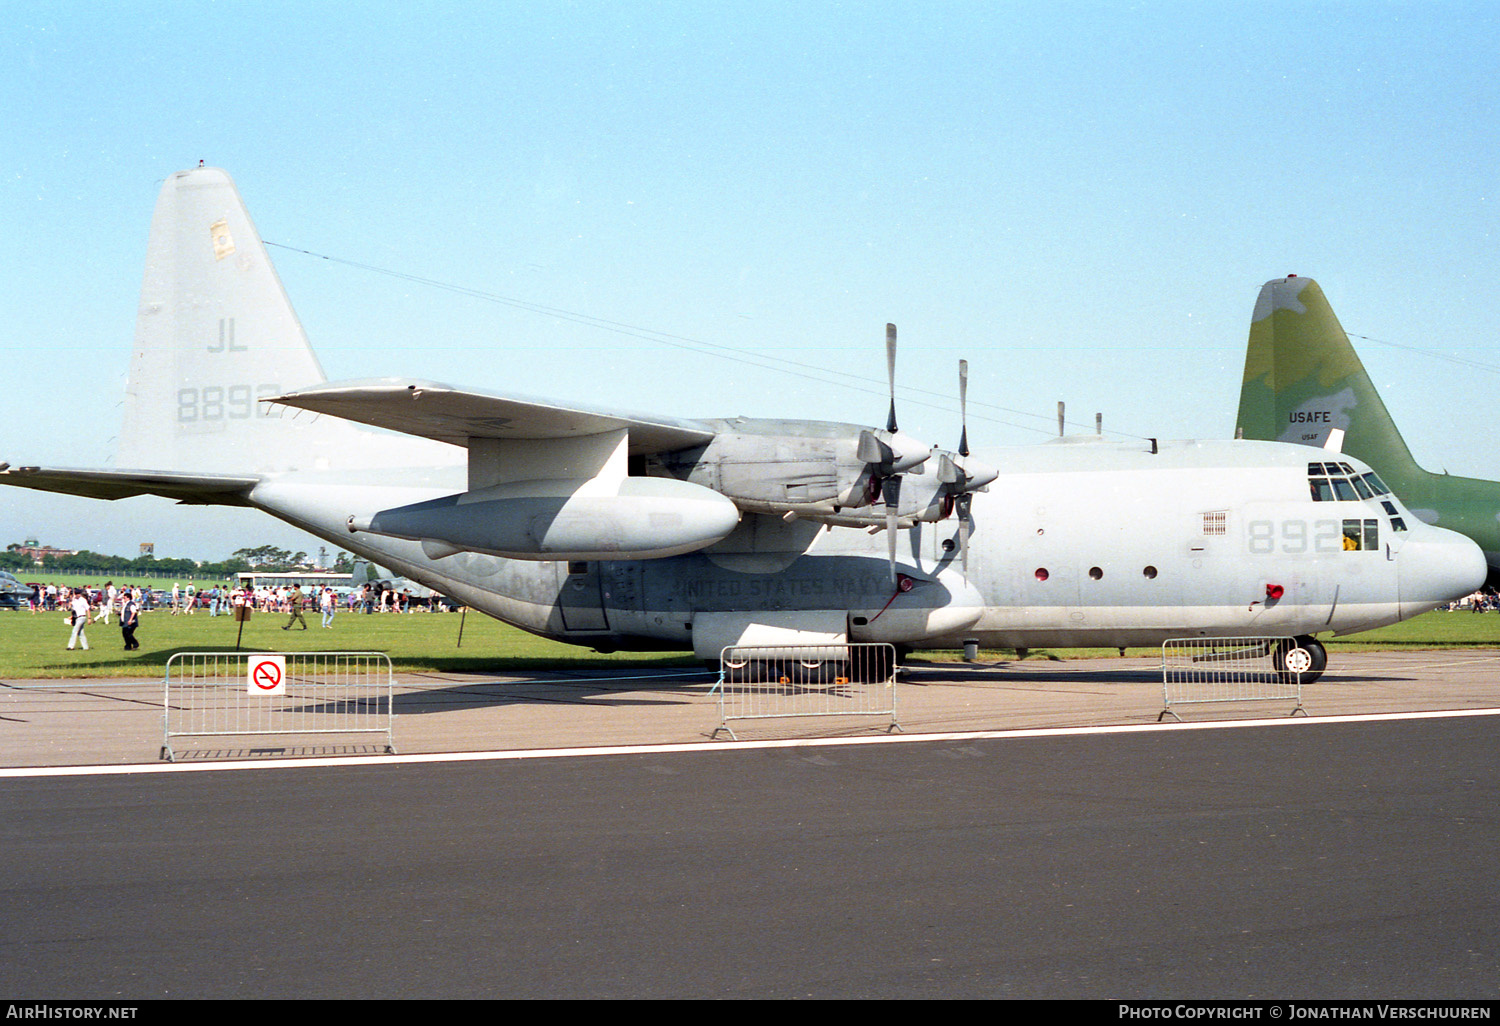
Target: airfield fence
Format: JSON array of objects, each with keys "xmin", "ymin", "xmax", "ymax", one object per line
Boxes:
[
  {"xmin": 161, "ymin": 651, "xmax": 395, "ymax": 761},
  {"xmin": 713, "ymin": 642, "xmax": 901, "ymax": 740},
  {"xmin": 1160, "ymin": 637, "xmax": 1307, "ymax": 720}
]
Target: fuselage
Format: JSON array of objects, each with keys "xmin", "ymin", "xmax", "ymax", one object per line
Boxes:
[{"xmin": 246, "ymin": 436, "xmax": 1486, "ymax": 656}]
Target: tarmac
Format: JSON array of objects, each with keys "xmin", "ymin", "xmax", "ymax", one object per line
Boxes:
[{"xmin": 3, "ymin": 648, "xmax": 1499, "ymax": 767}]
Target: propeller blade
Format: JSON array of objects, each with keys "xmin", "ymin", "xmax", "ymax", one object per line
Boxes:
[
  {"xmin": 882, "ymin": 473, "xmax": 902, "ymax": 581},
  {"xmin": 856, "ymin": 428, "xmax": 890, "ymax": 466},
  {"xmin": 885, "ymin": 323, "xmax": 898, "ymax": 433},
  {"xmin": 958, "ymin": 359, "xmax": 969, "ymax": 458},
  {"xmin": 936, "ymin": 452, "xmax": 960, "ymax": 485},
  {"xmin": 958, "ymin": 494, "xmax": 972, "ymax": 579},
  {"xmin": 887, "ymin": 507, "xmax": 899, "ymax": 581}
]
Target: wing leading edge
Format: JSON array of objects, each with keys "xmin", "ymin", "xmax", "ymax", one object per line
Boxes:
[{"xmin": 267, "ymin": 379, "xmax": 719, "ymax": 453}]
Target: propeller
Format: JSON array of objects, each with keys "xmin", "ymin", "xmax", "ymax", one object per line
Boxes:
[
  {"xmin": 854, "ymin": 324, "xmax": 931, "ymax": 581},
  {"xmin": 935, "ymin": 359, "xmax": 997, "ymax": 578}
]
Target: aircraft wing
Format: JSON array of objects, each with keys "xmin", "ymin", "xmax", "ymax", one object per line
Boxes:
[
  {"xmin": 267, "ymin": 379, "xmax": 719, "ymax": 453},
  {"xmin": 0, "ymin": 466, "xmax": 259, "ymax": 506}
]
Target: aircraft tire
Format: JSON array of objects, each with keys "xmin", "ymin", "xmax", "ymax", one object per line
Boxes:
[{"xmin": 1276, "ymin": 636, "xmax": 1326, "ymax": 685}]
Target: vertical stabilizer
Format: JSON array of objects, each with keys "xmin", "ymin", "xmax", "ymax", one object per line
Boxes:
[
  {"xmin": 118, "ymin": 166, "xmax": 355, "ymax": 473},
  {"xmin": 1237, "ymin": 276, "xmax": 1500, "ymax": 574},
  {"xmin": 1236, "ymin": 276, "xmax": 1423, "ymax": 476}
]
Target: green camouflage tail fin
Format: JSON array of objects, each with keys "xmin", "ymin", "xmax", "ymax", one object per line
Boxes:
[
  {"xmin": 1236, "ymin": 276, "xmax": 1422, "ymax": 475},
  {"xmin": 1237, "ymin": 275, "xmax": 1500, "ymax": 577}
]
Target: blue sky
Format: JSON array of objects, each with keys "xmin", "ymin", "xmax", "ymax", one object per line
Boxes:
[{"xmin": 4, "ymin": 1, "xmax": 1498, "ymax": 560}]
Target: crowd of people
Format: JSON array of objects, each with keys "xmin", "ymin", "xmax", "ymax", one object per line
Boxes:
[
  {"xmin": 29, "ymin": 581, "xmax": 146, "ymax": 652},
  {"xmin": 22, "ymin": 579, "xmax": 456, "ymax": 651},
  {"xmin": 1450, "ymin": 590, "xmax": 1500, "ymax": 612}
]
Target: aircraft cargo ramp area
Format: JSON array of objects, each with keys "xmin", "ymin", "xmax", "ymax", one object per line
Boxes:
[{"xmin": 3, "ymin": 650, "xmax": 1500, "ymax": 768}]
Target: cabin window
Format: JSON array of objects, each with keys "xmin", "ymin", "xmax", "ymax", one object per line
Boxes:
[
  {"xmin": 1143, "ymin": 566, "xmax": 1158, "ymax": 579},
  {"xmin": 1342, "ymin": 519, "xmax": 1378, "ymax": 551},
  {"xmin": 1202, "ymin": 511, "xmax": 1227, "ymax": 535},
  {"xmin": 1035, "ymin": 568, "xmax": 1049, "ymax": 581},
  {"xmin": 1088, "ymin": 566, "xmax": 1103, "ymax": 580}
]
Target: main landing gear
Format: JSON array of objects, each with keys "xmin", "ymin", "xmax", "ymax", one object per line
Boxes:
[{"xmin": 1275, "ymin": 635, "xmax": 1327, "ymax": 684}]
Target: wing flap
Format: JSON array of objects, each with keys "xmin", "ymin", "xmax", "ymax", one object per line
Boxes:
[
  {"xmin": 267, "ymin": 379, "xmax": 718, "ymax": 453},
  {"xmin": 0, "ymin": 466, "xmax": 259, "ymax": 505}
]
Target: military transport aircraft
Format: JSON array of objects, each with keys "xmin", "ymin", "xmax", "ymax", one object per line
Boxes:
[
  {"xmin": 0, "ymin": 168, "xmax": 1486, "ymax": 682},
  {"xmin": 1236, "ymin": 275, "xmax": 1500, "ymax": 589}
]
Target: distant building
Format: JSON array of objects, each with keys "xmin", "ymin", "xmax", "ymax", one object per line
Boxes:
[{"xmin": 8, "ymin": 542, "xmax": 78, "ymax": 564}]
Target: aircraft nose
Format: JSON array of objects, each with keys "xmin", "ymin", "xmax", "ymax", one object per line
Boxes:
[{"xmin": 1399, "ymin": 526, "xmax": 1487, "ymax": 618}]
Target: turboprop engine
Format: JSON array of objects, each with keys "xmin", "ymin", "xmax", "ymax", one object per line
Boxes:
[{"xmin": 650, "ymin": 418, "xmax": 934, "ymax": 518}]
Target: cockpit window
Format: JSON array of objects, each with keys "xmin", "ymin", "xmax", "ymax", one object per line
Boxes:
[
  {"xmin": 1342, "ymin": 518, "xmax": 1379, "ymax": 551},
  {"xmin": 1309, "ymin": 463, "xmax": 1391, "ymax": 503}
]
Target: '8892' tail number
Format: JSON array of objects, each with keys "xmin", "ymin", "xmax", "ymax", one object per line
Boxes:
[{"xmin": 176, "ymin": 384, "xmax": 282, "ymax": 422}]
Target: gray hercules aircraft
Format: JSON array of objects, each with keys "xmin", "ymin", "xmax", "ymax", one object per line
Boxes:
[{"xmin": 0, "ymin": 168, "xmax": 1485, "ymax": 681}]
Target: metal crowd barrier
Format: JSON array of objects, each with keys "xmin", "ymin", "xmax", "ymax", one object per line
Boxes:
[
  {"xmin": 1160, "ymin": 637, "xmax": 1308, "ymax": 721},
  {"xmin": 713, "ymin": 642, "xmax": 901, "ymax": 740},
  {"xmin": 162, "ymin": 651, "xmax": 396, "ymax": 761}
]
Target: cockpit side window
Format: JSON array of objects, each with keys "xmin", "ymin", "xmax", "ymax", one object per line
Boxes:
[
  {"xmin": 1342, "ymin": 518, "xmax": 1379, "ymax": 551},
  {"xmin": 1361, "ymin": 471, "xmax": 1391, "ymax": 496}
]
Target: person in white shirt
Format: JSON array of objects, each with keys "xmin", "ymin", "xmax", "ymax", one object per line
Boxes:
[
  {"xmin": 94, "ymin": 581, "xmax": 117, "ymax": 624},
  {"xmin": 66, "ymin": 589, "xmax": 91, "ymax": 651}
]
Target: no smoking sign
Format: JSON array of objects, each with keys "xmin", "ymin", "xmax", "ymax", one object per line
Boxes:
[{"xmin": 247, "ymin": 655, "xmax": 287, "ymax": 696}]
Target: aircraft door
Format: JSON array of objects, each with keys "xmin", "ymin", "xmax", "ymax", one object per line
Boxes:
[{"xmin": 555, "ymin": 561, "xmax": 608, "ymax": 631}]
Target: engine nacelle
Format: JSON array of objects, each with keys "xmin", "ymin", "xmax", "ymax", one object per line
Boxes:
[
  {"xmin": 653, "ymin": 419, "xmax": 933, "ymax": 516},
  {"xmin": 347, "ymin": 477, "xmax": 740, "ymax": 561}
]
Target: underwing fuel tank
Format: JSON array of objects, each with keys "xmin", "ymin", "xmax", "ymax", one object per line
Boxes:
[{"xmin": 348, "ymin": 477, "xmax": 741, "ymax": 561}]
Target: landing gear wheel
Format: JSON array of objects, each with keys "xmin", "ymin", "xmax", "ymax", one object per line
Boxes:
[{"xmin": 1276, "ymin": 636, "xmax": 1326, "ymax": 684}]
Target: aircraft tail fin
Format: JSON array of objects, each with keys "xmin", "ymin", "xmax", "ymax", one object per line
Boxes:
[
  {"xmin": 117, "ymin": 166, "xmax": 369, "ymax": 474},
  {"xmin": 1235, "ymin": 276, "xmax": 1424, "ymax": 479}
]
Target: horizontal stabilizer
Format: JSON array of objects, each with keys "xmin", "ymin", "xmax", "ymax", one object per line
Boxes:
[
  {"xmin": 267, "ymin": 379, "xmax": 718, "ymax": 453},
  {"xmin": 0, "ymin": 466, "xmax": 259, "ymax": 505}
]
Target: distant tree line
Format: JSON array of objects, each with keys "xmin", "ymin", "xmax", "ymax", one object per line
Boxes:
[{"xmin": 1, "ymin": 542, "xmax": 351, "ymax": 577}]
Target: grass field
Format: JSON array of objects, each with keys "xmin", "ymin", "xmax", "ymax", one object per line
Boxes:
[{"xmin": 4, "ymin": 606, "xmax": 1500, "ymax": 680}]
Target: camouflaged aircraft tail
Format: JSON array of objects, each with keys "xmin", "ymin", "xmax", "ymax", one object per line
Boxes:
[
  {"xmin": 1235, "ymin": 275, "xmax": 1423, "ymax": 475},
  {"xmin": 1237, "ymin": 275, "xmax": 1500, "ymax": 578}
]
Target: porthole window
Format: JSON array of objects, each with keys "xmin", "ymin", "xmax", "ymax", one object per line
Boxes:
[
  {"xmin": 1088, "ymin": 566, "xmax": 1103, "ymax": 580},
  {"xmin": 1035, "ymin": 568, "xmax": 1049, "ymax": 582},
  {"xmin": 1143, "ymin": 566, "xmax": 1158, "ymax": 579}
]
